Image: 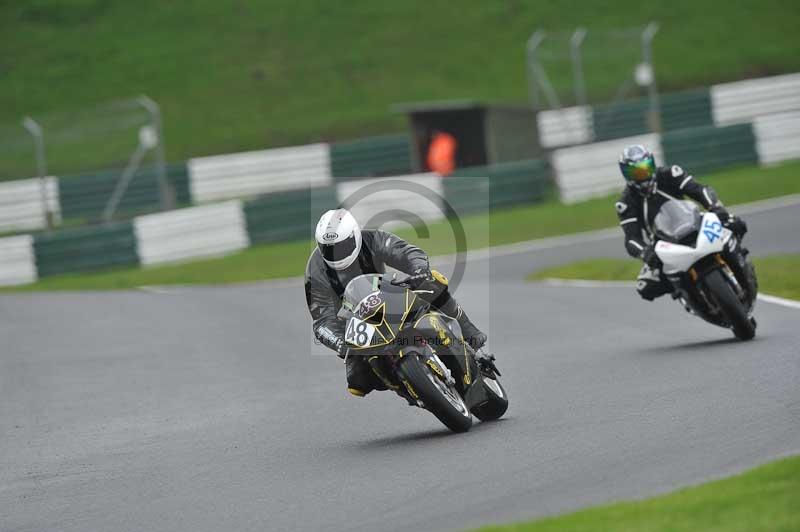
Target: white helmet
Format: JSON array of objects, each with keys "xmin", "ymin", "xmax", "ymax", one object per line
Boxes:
[{"xmin": 315, "ymin": 209, "xmax": 362, "ymax": 270}]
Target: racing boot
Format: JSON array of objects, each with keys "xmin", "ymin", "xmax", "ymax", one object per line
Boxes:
[
  {"xmin": 432, "ymin": 291, "xmax": 487, "ymax": 350},
  {"xmin": 456, "ymin": 308, "xmax": 487, "ymax": 351},
  {"xmin": 422, "ymin": 270, "xmax": 488, "ymax": 351},
  {"xmin": 345, "ymin": 355, "xmax": 386, "ymax": 397}
]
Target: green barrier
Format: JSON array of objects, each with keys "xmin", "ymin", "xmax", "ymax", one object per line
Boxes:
[
  {"xmin": 33, "ymin": 221, "xmax": 139, "ymax": 277},
  {"xmin": 592, "ymin": 88, "xmax": 713, "ymax": 141},
  {"xmin": 660, "ymin": 89, "xmax": 713, "ymax": 132},
  {"xmin": 661, "ymin": 123, "xmax": 758, "ymax": 175},
  {"xmin": 59, "ymin": 163, "xmax": 191, "ymax": 221},
  {"xmin": 592, "ymin": 99, "xmax": 650, "ymax": 142},
  {"xmin": 330, "ymin": 134, "xmax": 412, "ymax": 180},
  {"xmin": 445, "ymin": 159, "xmax": 551, "ymax": 215},
  {"xmin": 244, "ymin": 186, "xmax": 338, "ymax": 244}
]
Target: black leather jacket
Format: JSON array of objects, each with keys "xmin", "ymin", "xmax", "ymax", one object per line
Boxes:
[
  {"xmin": 616, "ymin": 164, "xmax": 730, "ymax": 259},
  {"xmin": 304, "ymin": 229, "xmax": 429, "ymax": 353}
]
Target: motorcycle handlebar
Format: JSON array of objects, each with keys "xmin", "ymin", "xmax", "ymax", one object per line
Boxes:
[
  {"xmin": 391, "ymin": 272, "xmax": 430, "ymax": 287},
  {"xmin": 390, "ymin": 276, "xmax": 412, "ymax": 287}
]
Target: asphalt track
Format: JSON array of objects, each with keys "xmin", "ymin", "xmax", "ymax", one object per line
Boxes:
[{"xmin": 1, "ymin": 201, "xmax": 799, "ymax": 532}]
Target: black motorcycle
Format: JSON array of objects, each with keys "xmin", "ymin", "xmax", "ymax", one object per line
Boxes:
[{"xmin": 337, "ymin": 273, "xmax": 508, "ymax": 433}]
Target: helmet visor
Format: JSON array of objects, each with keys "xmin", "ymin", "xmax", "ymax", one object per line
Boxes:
[
  {"xmin": 319, "ymin": 234, "xmax": 357, "ymax": 262},
  {"xmin": 621, "ymin": 157, "xmax": 655, "ymax": 183}
]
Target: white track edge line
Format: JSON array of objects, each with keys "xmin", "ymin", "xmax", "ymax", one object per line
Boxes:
[
  {"xmin": 756, "ymin": 293, "xmax": 800, "ymax": 310},
  {"xmin": 537, "ymin": 278, "xmax": 800, "ymax": 311}
]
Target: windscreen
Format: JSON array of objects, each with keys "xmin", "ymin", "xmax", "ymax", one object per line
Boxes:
[
  {"xmin": 337, "ymin": 274, "xmax": 383, "ymax": 320},
  {"xmin": 653, "ymin": 200, "xmax": 702, "ymax": 243}
]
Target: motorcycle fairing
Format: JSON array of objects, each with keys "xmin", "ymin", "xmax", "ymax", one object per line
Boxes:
[
  {"xmin": 343, "ymin": 276, "xmax": 426, "ymax": 350},
  {"xmin": 655, "ymin": 211, "xmax": 732, "ymax": 275}
]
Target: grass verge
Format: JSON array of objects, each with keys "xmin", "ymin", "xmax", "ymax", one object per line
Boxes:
[
  {"xmin": 3, "ymin": 1, "xmax": 800, "ymax": 176},
  {"xmin": 4, "ymin": 161, "xmax": 799, "ymax": 292},
  {"xmin": 528, "ymin": 255, "xmax": 800, "ymax": 301},
  {"xmin": 475, "ymin": 455, "xmax": 800, "ymax": 532}
]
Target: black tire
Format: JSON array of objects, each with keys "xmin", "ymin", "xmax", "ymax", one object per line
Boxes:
[
  {"xmin": 704, "ymin": 268, "xmax": 756, "ymax": 341},
  {"xmin": 471, "ymin": 375, "xmax": 509, "ymax": 422},
  {"xmin": 398, "ymin": 355, "xmax": 472, "ymax": 433}
]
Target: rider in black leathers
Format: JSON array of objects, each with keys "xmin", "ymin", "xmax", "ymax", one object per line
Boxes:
[
  {"xmin": 305, "ymin": 209, "xmax": 487, "ymax": 397},
  {"xmin": 615, "ymin": 145, "xmax": 748, "ymax": 300}
]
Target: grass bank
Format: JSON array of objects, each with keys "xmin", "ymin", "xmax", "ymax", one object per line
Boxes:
[
  {"xmin": 476, "ymin": 455, "xmax": 800, "ymax": 532},
  {"xmin": 3, "ymin": 1, "xmax": 800, "ymax": 176},
  {"xmin": 528, "ymin": 255, "xmax": 800, "ymax": 301},
  {"xmin": 4, "ymin": 161, "xmax": 799, "ymax": 292}
]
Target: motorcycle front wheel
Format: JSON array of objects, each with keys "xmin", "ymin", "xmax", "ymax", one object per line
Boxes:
[
  {"xmin": 704, "ymin": 268, "xmax": 756, "ymax": 341},
  {"xmin": 397, "ymin": 354, "xmax": 473, "ymax": 433}
]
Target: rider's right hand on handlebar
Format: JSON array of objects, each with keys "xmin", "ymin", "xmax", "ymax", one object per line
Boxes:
[
  {"xmin": 407, "ymin": 268, "xmax": 434, "ymax": 289},
  {"xmin": 725, "ymin": 215, "xmax": 748, "ymax": 236},
  {"xmin": 642, "ymin": 244, "xmax": 662, "ymax": 269}
]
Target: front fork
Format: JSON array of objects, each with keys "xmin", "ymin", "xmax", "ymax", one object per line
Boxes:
[{"xmin": 671, "ymin": 245, "xmax": 755, "ymax": 322}]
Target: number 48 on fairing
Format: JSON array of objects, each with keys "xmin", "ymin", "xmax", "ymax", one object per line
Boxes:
[
  {"xmin": 703, "ymin": 219, "xmax": 723, "ymax": 243},
  {"xmin": 346, "ymin": 317, "xmax": 376, "ymax": 347}
]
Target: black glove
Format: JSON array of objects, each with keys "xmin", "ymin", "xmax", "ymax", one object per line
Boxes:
[
  {"xmin": 642, "ymin": 244, "xmax": 662, "ymax": 269},
  {"xmin": 407, "ymin": 267, "xmax": 433, "ymax": 289},
  {"xmin": 724, "ymin": 215, "xmax": 747, "ymax": 236}
]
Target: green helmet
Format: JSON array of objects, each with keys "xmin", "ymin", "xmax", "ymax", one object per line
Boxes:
[{"xmin": 619, "ymin": 144, "xmax": 656, "ymax": 194}]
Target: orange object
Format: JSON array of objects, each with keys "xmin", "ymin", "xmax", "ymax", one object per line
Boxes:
[{"xmin": 426, "ymin": 131, "xmax": 457, "ymax": 176}]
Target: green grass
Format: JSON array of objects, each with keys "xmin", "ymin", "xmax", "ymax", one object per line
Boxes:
[
  {"xmin": 476, "ymin": 455, "xmax": 800, "ymax": 532},
  {"xmin": 752, "ymin": 255, "xmax": 800, "ymax": 300},
  {"xmin": 5, "ymin": 160, "xmax": 799, "ymax": 292},
  {"xmin": 2, "ymin": 1, "xmax": 800, "ymax": 177},
  {"xmin": 528, "ymin": 255, "xmax": 800, "ymax": 301},
  {"xmin": 528, "ymin": 258, "xmax": 642, "ymax": 283}
]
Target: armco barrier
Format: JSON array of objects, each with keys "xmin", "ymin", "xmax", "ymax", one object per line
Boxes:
[
  {"xmin": 537, "ymin": 106, "xmax": 593, "ymax": 148},
  {"xmin": 753, "ymin": 111, "xmax": 800, "ymax": 165},
  {"xmin": 188, "ymin": 144, "xmax": 332, "ymax": 203},
  {"xmin": 592, "ymin": 100, "xmax": 651, "ymax": 143},
  {"xmin": 59, "ymin": 164, "xmax": 190, "ymax": 221},
  {"xmin": 330, "ymin": 134, "xmax": 412, "ymax": 180},
  {"xmin": 661, "ymin": 123, "xmax": 758, "ymax": 176},
  {"xmin": 711, "ymin": 72, "xmax": 800, "ymax": 126},
  {"xmin": 245, "ymin": 186, "xmax": 338, "ymax": 244},
  {"xmin": 134, "ymin": 201, "xmax": 249, "ymax": 266},
  {"xmin": 593, "ymin": 89, "xmax": 713, "ymax": 142},
  {"xmin": 33, "ymin": 221, "xmax": 139, "ymax": 277},
  {"xmin": 660, "ymin": 89, "xmax": 714, "ymax": 132},
  {"xmin": 536, "ymin": 88, "xmax": 713, "ymax": 149},
  {"xmin": 445, "ymin": 159, "xmax": 551, "ymax": 214},
  {"xmin": 0, "ymin": 235, "xmax": 37, "ymax": 286},
  {"xmin": 552, "ymin": 133, "xmax": 663, "ymax": 204},
  {"xmin": 0, "ymin": 177, "xmax": 61, "ymax": 233}
]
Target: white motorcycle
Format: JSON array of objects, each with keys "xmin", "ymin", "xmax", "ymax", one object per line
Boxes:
[{"xmin": 653, "ymin": 200, "xmax": 758, "ymax": 340}]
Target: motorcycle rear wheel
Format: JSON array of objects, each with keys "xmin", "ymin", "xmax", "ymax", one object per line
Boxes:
[
  {"xmin": 704, "ymin": 268, "xmax": 756, "ymax": 341},
  {"xmin": 398, "ymin": 354, "xmax": 473, "ymax": 433},
  {"xmin": 472, "ymin": 374, "xmax": 508, "ymax": 422}
]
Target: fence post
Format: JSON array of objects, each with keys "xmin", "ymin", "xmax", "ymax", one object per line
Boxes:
[
  {"xmin": 137, "ymin": 95, "xmax": 174, "ymax": 210},
  {"xmin": 22, "ymin": 116, "xmax": 52, "ymax": 231},
  {"xmin": 526, "ymin": 30, "xmax": 563, "ymax": 110},
  {"xmin": 526, "ymin": 31, "xmax": 546, "ymax": 109},
  {"xmin": 641, "ymin": 22, "xmax": 661, "ymax": 132},
  {"xmin": 570, "ymin": 27, "xmax": 588, "ymax": 107}
]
